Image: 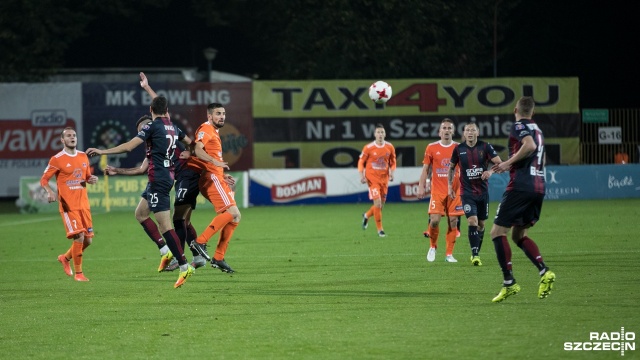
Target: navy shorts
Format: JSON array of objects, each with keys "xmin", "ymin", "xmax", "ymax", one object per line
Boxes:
[
  {"xmin": 461, "ymin": 193, "xmax": 489, "ymax": 220},
  {"xmin": 174, "ymin": 167, "xmax": 200, "ymax": 209},
  {"xmin": 493, "ymin": 190, "xmax": 544, "ymax": 228},
  {"xmin": 143, "ymin": 180, "xmax": 173, "ymax": 213}
]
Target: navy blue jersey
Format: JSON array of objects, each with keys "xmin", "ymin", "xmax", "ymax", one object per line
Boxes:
[
  {"xmin": 506, "ymin": 118, "xmax": 545, "ymax": 194},
  {"xmin": 173, "ymin": 141, "xmax": 188, "ymax": 175},
  {"xmin": 136, "ymin": 116, "xmax": 186, "ymax": 184},
  {"xmin": 450, "ymin": 140, "xmax": 499, "ymax": 196}
]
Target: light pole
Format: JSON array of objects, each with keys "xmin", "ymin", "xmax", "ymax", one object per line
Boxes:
[{"xmin": 203, "ymin": 47, "xmax": 218, "ymax": 82}]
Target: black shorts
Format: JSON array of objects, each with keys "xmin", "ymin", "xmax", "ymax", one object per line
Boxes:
[
  {"xmin": 493, "ymin": 190, "xmax": 544, "ymax": 228},
  {"xmin": 174, "ymin": 167, "xmax": 200, "ymax": 209},
  {"xmin": 143, "ymin": 180, "xmax": 173, "ymax": 213},
  {"xmin": 461, "ymin": 193, "xmax": 489, "ymax": 220}
]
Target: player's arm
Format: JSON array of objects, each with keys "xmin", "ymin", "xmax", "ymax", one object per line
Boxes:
[
  {"xmin": 139, "ymin": 72, "xmax": 158, "ymax": 98},
  {"xmin": 105, "ymin": 158, "xmax": 149, "ymax": 176},
  {"xmin": 388, "ymin": 147, "xmax": 396, "ymax": 182},
  {"xmin": 86, "ymin": 137, "xmax": 144, "ymax": 157},
  {"xmin": 192, "ymin": 141, "xmax": 229, "ymax": 170},
  {"xmin": 447, "ymin": 161, "xmax": 457, "ymax": 199},
  {"xmin": 482, "ymin": 155, "xmax": 503, "ymax": 180},
  {"xmin": 417, "ymin": 163, "xmax": 431, "ymax": 199},
  {"xmin": 180, "ymin": 135, "xmax": 193, "ymax": 147},
  {"xmin": 492, "ymin": 136, "xmax": 536, "ymax": 173},
  {"xmin": 40, "ymin": 164, "xmax": 58, "ymax": 203},
  {"xmin": 357, "ymin": 151, "xmax": 367, "ymax": 184}
]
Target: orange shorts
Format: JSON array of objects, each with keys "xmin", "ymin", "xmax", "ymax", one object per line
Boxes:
[
  {"xmin": 428, "ymin": 192, "xmax": 464, "ymax": 216},
  {"xmin": 60, "ymin": 209, "xmax": 94, "ymax": 239},
  {"xmin": 366, "ymin": 178, "xmax": 389, "ymax": 201},
  {"xmin": 199, "ymin": 172, "xmax": 236, "ymax": 213}
]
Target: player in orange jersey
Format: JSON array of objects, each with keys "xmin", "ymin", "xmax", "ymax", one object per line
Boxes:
[
  {"xmin": 188, "ymin": 103, "xmax": 241, "ymax": 273},
  {"xmin": 358, "ymin": 123, "xmax": 396, "ymax": 237},
  {"xmin": 417, "ymin": 118, "xmax": 464, "ymax": 262},
  {"xmin": 41, "ymin": 127, "xmax": 98, "ymax": 282}
]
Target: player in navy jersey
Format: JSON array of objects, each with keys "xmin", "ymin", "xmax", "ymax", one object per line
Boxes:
[
  {"xmin": 87, "ymin": 95, "xmax": 200, "ymax": 288},
  {"xmin": 488, "ymin": 96, "xmax": 556, "ymax": 303},
  {"xmin": 448, "ymin": 122, "xmax": 502, "ymax": 266}
]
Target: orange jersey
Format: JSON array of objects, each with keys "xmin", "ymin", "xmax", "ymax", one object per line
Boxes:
[
  {"xmin": 40, "ymin": 150, "xmax": 92, "ymax": 212},
  {"xmin": 187, "ymin": 122, "xmax": 224, "ymax": 176},
  {"xmin": 358, "ymin": 141, "xmax": 396, "ymax": 181},
  {"xmin": 423, "ymin": 141, "xmax": 460, "ymax": 195}
]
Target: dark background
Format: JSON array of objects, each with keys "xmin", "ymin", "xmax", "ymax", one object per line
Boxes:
[{"xmin": 1, "ymin": 1, "xmax": 638, "ymax": 108}]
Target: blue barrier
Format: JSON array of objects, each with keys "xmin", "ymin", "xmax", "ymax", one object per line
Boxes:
[{"xmin": 249, "ymin": 165, "xmax": 640, "ymax": 206}]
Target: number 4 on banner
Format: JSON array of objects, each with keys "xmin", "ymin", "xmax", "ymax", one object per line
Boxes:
[
  {"xmin": 100, "ymin": 155, "xmax": 110, "ymax": 212},
  {"xmin": 387, "ymin": 84, "xmax": 446, "ymax": 112}
]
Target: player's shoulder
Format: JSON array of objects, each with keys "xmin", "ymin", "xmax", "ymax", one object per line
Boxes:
[
  {"xmin": 384, "ymin": 140, "xmax": 394, "ymax": 148},
  {"xmin": 52, "ymin": 150, "xmax": 67, "ymax": 159},
  {"xmin": 364, "ymin": 141, "xmax": 377, "ymax": 149}
]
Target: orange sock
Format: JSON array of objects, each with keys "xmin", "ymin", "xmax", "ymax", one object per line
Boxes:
[
  {"xmin": 214, "ymin": 222, "xmax": 238, "ymax": 260},
  {"xmin": 373, "ymin": 206, "xmax": 382, "ymax": 231},
  {"xmin": 429, "ymin": 226, "xmax": 439, "ymax": 248},
  {"xmin": 197, "ymin": 212, "xmax": 234, "ymax": 244},
  {"xmin": 66, "ymin": 238, "xmax": 90, "ymax": 259},
  {"xmin": 365, "ymin": 206, "xmax": 375, "ymax": 219},
  {"xmin": 71, "ymin": 241, "xmax": 84, "ymax": 274},
  {"xmin": 64, "ymin": 245, "xmax": 73, "ymax": 260},
  {"xmin": 445, "ymin": 227, "xmax": 457, "ymax": 256}
]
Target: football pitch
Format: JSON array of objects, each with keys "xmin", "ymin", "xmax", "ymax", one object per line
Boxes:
[{"xmin": 0, "ymin": 199, "xmax": 638, "ymax": 359}]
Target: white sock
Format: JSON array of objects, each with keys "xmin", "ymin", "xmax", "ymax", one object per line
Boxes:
[{"xmin": 159, "ymin": 245, "xmax": 169, "ymax": 256}]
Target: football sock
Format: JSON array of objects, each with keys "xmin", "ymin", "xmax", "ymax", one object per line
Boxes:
[
  {"xmin": 492, "ymin": 236, "xmax": 514, "ymax": 282},
  {"xmin": 186, "ymin": 222, "xmax": 199, "ymax": 257},
  {"xmin": 365, "ymin": 206, "xmax": 374, "ymax": 219},
  {"xmin": 71, "ymin": 241, "xmax": 84, "ymax": 274},
  {"xmin": 468, "ymin": 225, "xmax": 480, "ymax": 256},
  {"xmin": 373, "ymin": 206, "xmax": 382, "ymax": 231},
  {"xmin": 159, "ymin": 245, "xmax": 170, "ymax": 256},
  {"xmin": 64, "ymin": 239, "xmax": 89, "ymax": 260},
  {"xmin": 429, "ymin": 225, "xmax": 439, "ymax": 248},
  {"xmin": 214, "ymin": 222, "xmax": 238, "ymax": 261},
  {"xmin": 478, "ymin": 228, "xmax": 485, "ymax": 252},
  {"xmin": 197, "ymin": 212, "xmax": 234, "ymax": 244},
  {"xmin": 517, "ymin": 236, "xmax": 547, "ymax": 271},
  {"xmin": 445, "ymin": 226, "xmax": 457, "ymax": 256},
  {"xmin": 173, "ymin": 218, "xmax": 187, "ymax": 250},
  {"xmin": 163, "ymin": 230, "xmax": 187, "ymax": 265},
  {"xmin": 140, "ymin": 218, "xmax": 166, "ymax": 249},
  {"xmin": 64, "ymin": 246, "xmax": 72, "ymax": 260}
]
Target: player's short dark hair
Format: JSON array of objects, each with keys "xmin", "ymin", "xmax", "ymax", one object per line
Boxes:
[
  {"xmin": 207, "ymin": 103, "xmax": 224, "ymax": 113},
  {"xmin": 516, "ymin": 96, "xmax": 535, "ymax": 117},
  {"xmin": 441, "ymin": 118, "xmax": 454, "ymax": 125},
  {"xmin": 151, "ymin": 96, "xmax": 168, "ymax": 115},
  {"xmin": 136, "ymin": 115, "xmax": 153, "ymax": 129},
  {"xmin": 375, "ymin": 123, "xmax": 385, "ymax": 130},
  {"xmin": 464, "ymin": 122, "xmax": 478, "ymax": 130}
]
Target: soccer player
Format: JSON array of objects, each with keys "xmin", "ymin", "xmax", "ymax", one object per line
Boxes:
[
  {"xmin": 104, "ymin": 141, "xmax": 210, "ymax": 271},
  {"xmin": 103, "ymin": 115, "xmax": 175, "ymax": 271},
  {"xmin": 188, "ymin": 103, "xmax": 241, "ymax": 273},
  {"xmin": 358, "ymin": 123, "xmax": 396, "ymax": 237},
  {"xmin": 87, "ymin": 82, "xmax": 226, "ymax": 287},
  {"xmin": 489, "ymin": 96, "xmax": 556, "ymax": 303},
  {"xmin": 41, "ymin": 127, "xmax": 98, "ymax": 282},
  {"xmin": 417, "ymin": 118, "xmax": 464, "ymax": 263},
  {"xmin": 448, "ymin": 122, "xmax": 502, "ymax": 266}
]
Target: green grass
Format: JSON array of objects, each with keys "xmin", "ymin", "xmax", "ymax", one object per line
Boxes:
[{"xmin": 1, "ymin": 199, "xmax": 639, "ymax": 359}]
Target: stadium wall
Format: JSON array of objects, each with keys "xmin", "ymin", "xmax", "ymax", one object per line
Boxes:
[{"xmin": 248, "ymin": 165, "xmax": 640, "ymax": 206}]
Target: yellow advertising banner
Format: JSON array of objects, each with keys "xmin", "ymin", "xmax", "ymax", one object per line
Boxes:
[
  {"xmin": 253, "ymin": 78, "xmax": 579, "ymax": 117},
  {"xmin": 253, "ymin": 77, "xmax": 580, "ymax": 166}
]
